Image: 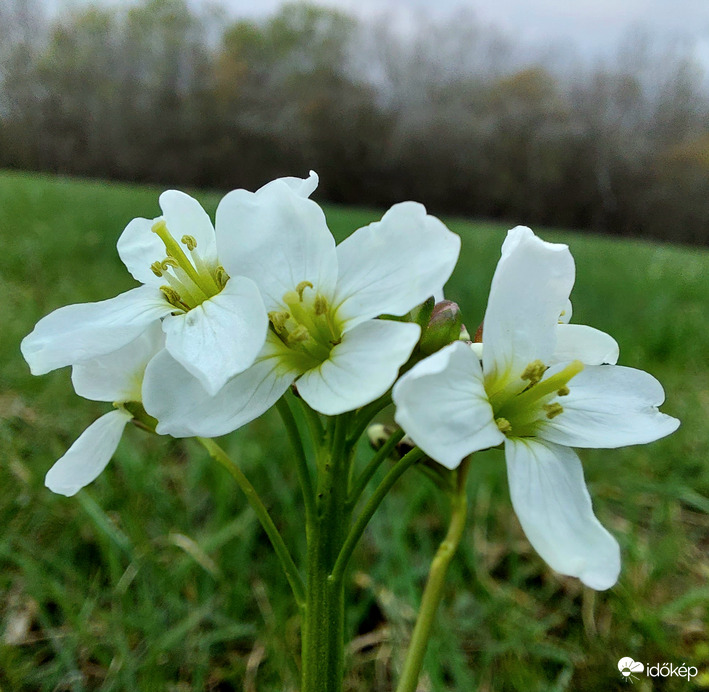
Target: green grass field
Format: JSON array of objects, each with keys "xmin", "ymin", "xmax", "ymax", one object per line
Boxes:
[{"xmin": 1, "ymin": 169, "xmax": 707, "ymax": 691}]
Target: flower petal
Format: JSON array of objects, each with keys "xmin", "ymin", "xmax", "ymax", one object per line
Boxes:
[
  {"xmin": 256, "ymin": 170, "xmax": 319, "ymax": 198},
  {"xmin": 159, "ymin": 190, "xmax": 218, "ymax": 264},
  {"xmin": 297, "ymin": 320, "xmax": 421, "ymax": 416},
  {"xmin": 162, "ymin": 276, "xmax": 267, "ymax": 396},
  {"xmin": 483, "ymin": 226, "xmax": 574, "ymax": 380},
  {"xmin": 505, "ymin": 438, "xmax": 620, "ymax": 590},
  {"xmin": 21, "ymin": 286, "xmax": 174, "ymax": 375},
  {"xmin": 45, "ymin": 409, "xmax": 132, "ymax": 497},
  {"xmin": 116, "ymin": 216, "xmax": 165, "ymax": 286},
  {"xmin": 333, "ymin": 202, "xmax": 461, "ymax": 329},
  {"xmin": 143, "ymin": 338, "xmax": 296, "ymax": 437},
  {"xmin": 215, "ymin": 178, "xmax": 337, "ymax": 310},
  {"xmin": 553, "ymin": 324, "xmax": 619, "ymax": 365},
  {"xmin": 71, "ymin": 322, "xmax": 165, "ymax": 402},
  {"xmin": 393, "ymin": 342, "xmax": 504, "ymax": 469},
  {"xmin": 540, "ymin": 364, "xmax": 680, "ymax": 448}
]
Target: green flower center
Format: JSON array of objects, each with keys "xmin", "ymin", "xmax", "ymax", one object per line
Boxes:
[
  {"xmin": 489, "ymin": 359, "xmax": 583, "ymax": 438},
  {"xmin": 269, "ymin": 281, "xmax": 343, "ymax": 371},
  {"xmin": 151, "ymin": 220, "xmax": 228, "ymax": 311}
]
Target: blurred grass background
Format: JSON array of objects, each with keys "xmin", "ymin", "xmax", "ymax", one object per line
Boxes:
[{"xmin": 0, "ymin": 169, "xmax": 707, "ymax": 691}]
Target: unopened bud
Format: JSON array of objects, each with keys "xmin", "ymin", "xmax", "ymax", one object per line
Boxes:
[
  {"xmin": 410, "ymin": 296, "xmax": 435, "ymax": 329},
  {"xmin": 367, "ymin": 423, "xmax": 390, "ymax": 450},
  {"xmin": 419, "ymin": 300, "xmax": 465, "ymax": 355}
]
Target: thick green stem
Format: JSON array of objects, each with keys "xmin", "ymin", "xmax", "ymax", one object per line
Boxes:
[
  {"xmin": 301, "ymin": 416, "xmax": 351, "ymax": 692},
  {"xmin": 395, "ymin": 458, "xmax": 471, "ymax": 692},
  {"xmin": 197, "ymin": 437, "xmax": 306, "ymax": 608}
]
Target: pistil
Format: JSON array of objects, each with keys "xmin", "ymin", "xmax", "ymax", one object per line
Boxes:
[
  {"xmin": 151, "ymin": 220, "xmax": 220, "ymax": 298},
  {"xmin": 495, "ymin": 360, "xmax": 583, "ymax": 422}
]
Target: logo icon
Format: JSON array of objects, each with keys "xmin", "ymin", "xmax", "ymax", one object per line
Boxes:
[{"xmin": 618, "ymin": 657, "xmax": 644, "ymax": 683}]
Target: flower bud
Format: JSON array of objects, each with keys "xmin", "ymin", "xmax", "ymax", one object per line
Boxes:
[{"xmin": 419, "ymin": 300, "xmax": 465, "ymax": 355}]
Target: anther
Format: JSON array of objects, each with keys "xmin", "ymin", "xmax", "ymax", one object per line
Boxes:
[
  {"xmin": 557, "ymin": 386, "xmax": 570, "ymax": 397},
  {"xmin": 495, "ymin": 417, "xmax": 512, "ymax": 434},
  {"xmin": 160, "ymin": 285, "xmax": 186, "ymax": 309},
  {"xmin": 181, "ymin": 235, "xmax": 197, "ymax": 251},
  {"xmin": 268, "ymin": 310, "xmax": 290, "ymax": 331},
  {"xmin": 296, "ymin": 281, "xmax": 314, "ymax": 300},
  {"xmin": 161, "ymin": 258, "xmax": 179, "ymax": 270},
  {"xmin": 288, "ymin": 325, "xmax": 310, "ymax": 344},
  {"xmin": 150, "ymin": 261, "xmax": 164, "ymax": 277},
  {"xmin": 314, "ymin": 295, "xmax": 328, "ymax": 316},
  {"xmin": 521, "ymin": 360, "xmax": 547, "ymax": 385},
  {"xmin": 543, "ymin": 403, "xmax": 564, "ymax": 419},
  {"xmin": 215, "ymin": 265, "xmax": 229, "ymax": 289}
]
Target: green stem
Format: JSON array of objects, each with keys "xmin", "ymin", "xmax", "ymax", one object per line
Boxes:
[
  {"xmin": 347, "ymin": 429, "xmax": 405, "ymax": 507},
  {"xmin": 301, "ymin": 415, "xmax": 351, "ymax": 692},
  {"xmin": 197, "ymin": 437, "xmax": 306, "ymax": 608},
  {"xmin": 276, "ymin": 397, "xmax": 316, "ymax": 522},
  {"xmin": 330, "ymin": 446, "xmax": 425, "ymax": 586},
  {"xmin": 395, "ymin": 458, "xmax": 471, "ymax": 692},
  {"xmin": 300, "ymin": 397, "xmax": 326, "ymax": 446}
]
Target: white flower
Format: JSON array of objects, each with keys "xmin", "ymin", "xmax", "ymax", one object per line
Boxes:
[
  {"xmin": 21, "ymin": 189, "xmax": 268, "ymax": 395},
  {"xmin": 143, "ymin": 173, "xmax": 461, "ymax": 437},
  {"xmin": 392, "ymin": 226, "xmax": 679, "ymax": 590},
  {"xmin": 45, "ymin": 323, "xmax": 164, "ymax": 497}
]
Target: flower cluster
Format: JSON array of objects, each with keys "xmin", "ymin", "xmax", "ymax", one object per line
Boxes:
[{"xmin": 22, "ymin": 174, "xmax": 678, "ymax": 590}]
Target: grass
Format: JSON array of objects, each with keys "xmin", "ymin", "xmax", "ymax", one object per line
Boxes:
[{"xmin": 0, "ymin": 169, "xmax": 707, "ymax": 691}]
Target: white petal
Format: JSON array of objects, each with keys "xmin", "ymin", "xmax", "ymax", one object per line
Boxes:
[
  {"xmin": 21, "ymin": 286, "xmax": 174, "ymax": 375},
  {"xmin": 256, "ymin": 170, "xmax": 319, "ymax": 198},
  {"xmin": 540, "ymin": 364, "xmax": 680, "ymax": 448},
  {"xmin": 159, "ymin": 190, "xmax": 218, "ymax": 264},
  {"xmin": 505, "ymin": 438, "xmax": 620, "ymax": 590},
  {"xmin": 333, "ymin": 202, "xmax": 461, "ymax": 329},
  {"xmin": 45, "ymin": 409, "xmax": 132, "ymax": 497},
  {"xmin": 143, "ymin": 339, "xmax": 296, "ymax": 437},
  {"xmin": 116, "ymin": 216, "xmax": 166, "ymax": 287},
  {"xmin": 483, "ymin": 226, "xmax": 574, "ymax": 380},
  {"xmin": 297, "ymin": 320, "xmax": 421, "ymax": 416},
  {"xmin": 215, "ymin": 179, "xmax": 337, "ymax": 310},
  {"xmin": 553, "ymin": 324, "xmax": 619, "ymax": 365},
  {"xmin": 393, "ymin": 342, "xmax": 504, "ymax": 469},
  {"xmin": 162, "ymin": 276, "xmax": 267, "ymax": 396},
  {"xmin": 559, "ymin": 298, "xmax": 573, "ymax": 324},
  {"xmin": 71, "ymin": 322, "xmax": 165, "ymax": 402}
]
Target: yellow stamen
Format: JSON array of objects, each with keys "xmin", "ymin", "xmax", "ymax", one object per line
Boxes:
[
  {"xmin": 497, "ymin": 360, "xmax": 584, "ymax": 421},
  {"xmin": 521, "ymin": 360, "xmax": 547, "ymax": 385},
  {"xmin": 314, "ymin": 295, "xmax": 328, "ymax": 316},
  {"xmin": 543, "ymin": 402, "xmax": 564, "ymax": 419},
  {"xmin": 181, "ymin": 234, "xmax": 197, "ymax": 251},
  {"xmin": 496, "ymin": 417, "xmax": 512, "ymax": 434},
  {"xmin": 296, "ymin": 281, "xmax": 314, "ymax": 300},
  {"xmin": 215, "ymin": 266, "xmax": 229, "ymax": 289},
  {"xmin": 151, "ymin": 220, "xmax": 215, "ymax": 297},
  {"xmin": 160, "ymin": 286, "xmax": 187, "ymax": 310}
]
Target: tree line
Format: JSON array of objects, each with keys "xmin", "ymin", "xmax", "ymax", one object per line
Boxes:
[{"xmin": 1, "ymin": 0, "xmax": 708, "ymax": 244}]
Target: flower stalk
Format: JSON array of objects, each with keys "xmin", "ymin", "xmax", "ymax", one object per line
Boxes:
[{"xmin": 395, "ymin": 457, "xmax": 471, "ymax": 692}]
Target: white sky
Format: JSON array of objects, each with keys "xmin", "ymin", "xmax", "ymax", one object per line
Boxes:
[
  {"xmin": 201, "ymin": 0, "xmax": 709, "ymax": 68},
  {"xmin": 45, "ymin": 0, "xmax": 709, "ymax": 70}
]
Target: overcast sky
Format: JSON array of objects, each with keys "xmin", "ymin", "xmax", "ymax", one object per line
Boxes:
[
  {"xmin": 200, "ymin": 0, "xmax": 709, "ymax": 68},
  {"xmin": 46, "ymin": 0, "xmax": 709, "ymax": 70}
]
